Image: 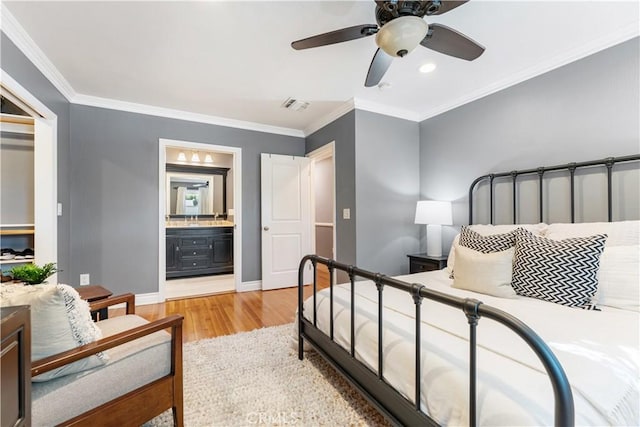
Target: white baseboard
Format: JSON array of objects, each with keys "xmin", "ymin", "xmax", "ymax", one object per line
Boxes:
[
  {"xmin": 237, "ymin": 280, "xmax": 261, "ymax": 292},
  {"xmin": 105, "ymin": 292, "xmax": 161, "ymax": 310},
  {"xmin": 136, "ymin": 292, "xmax": 162, "ymax": 305}
]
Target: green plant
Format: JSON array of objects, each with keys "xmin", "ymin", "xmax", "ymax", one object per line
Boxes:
[{"xmin": 10, "ymin": 262, "xmax": 59, "ymax": 285}]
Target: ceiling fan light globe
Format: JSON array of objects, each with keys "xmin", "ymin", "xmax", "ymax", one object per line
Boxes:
[{"xmin": 375, "ymin": 16, "xmax": 429, "ymax": 58}]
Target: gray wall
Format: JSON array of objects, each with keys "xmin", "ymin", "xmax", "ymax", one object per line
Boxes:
[
  {"xmin": 306, "ymin": 110, "xmax": 421, "ymax": 277},
  {"xmin": 419, "ymin": 37, "xmax": 640, "ymax": 249},
  {"xmin": 69, "ymin": 105, "xmax": 304, "ymax": 294},
  {"xmin": 306, "ymin": 111, "xmax": 357, "ymax": 268},
  {"xmin": 355, "ymin": 110, "xmax": 420, "ymax": 275},
  {"xmin": 1, "ymin": 33, "xmax": 72, "ymax": 283}
]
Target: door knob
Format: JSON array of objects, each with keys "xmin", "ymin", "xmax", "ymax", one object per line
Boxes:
[{"xmin": 263, "ymin": 226, "xmax": 269, "ymax": 231}]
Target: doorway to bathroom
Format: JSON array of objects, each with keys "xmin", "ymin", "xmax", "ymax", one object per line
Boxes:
[{"xmin": 158, "ymin": 138, "xmax": 242, "ymax": 300}]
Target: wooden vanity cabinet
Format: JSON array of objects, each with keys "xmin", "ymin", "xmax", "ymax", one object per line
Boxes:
[{"xmin": 166, "ymin": 227, "xmax": 233, "ymax": 279}]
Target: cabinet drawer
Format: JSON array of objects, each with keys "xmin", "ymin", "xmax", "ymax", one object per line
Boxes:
[
  {"xmin": 410, "ymin": 260, "xmax": 437, "ymax": 273},
  {"xmin": 180, "ymin": 237, "xmax": 208, "ymax": 247},
  {"xmin": 181, "ymin": 247, "xmax": 210, "ymax": 258},
  {"xmin": 179, "ymin": 257, "xmax": 211, "ymax": 270}
]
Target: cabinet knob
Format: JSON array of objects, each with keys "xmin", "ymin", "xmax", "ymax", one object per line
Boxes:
[
  {"xmin": 209, "ymin": 244, "xmax": 212, "ymax": 249},
  {"xmin": 193, "ymin": 262, "xmax": 196, "ymax": 266},
  {"xmin": 263, "ymin": 226, "xmax": 269, "ymax": 231},
  {"xmin": 193, "ymin": 240, "xmax": 197, "ymax": 244},
  {"xmin": 176, "ymin": 247, "xmax": 180, "ymax": 251},
  {"xmin": 193, "ymin": 251, "xmax": 197, "ymax": 255}
]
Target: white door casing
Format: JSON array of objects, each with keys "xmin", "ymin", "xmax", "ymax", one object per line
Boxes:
[
  {"xmin": 261, "ymin": 153, "xmax": 312, "ymax": 290},
  {"xmin": 1, "ymin": 71, "xmax": 58, "ymax": 282}
]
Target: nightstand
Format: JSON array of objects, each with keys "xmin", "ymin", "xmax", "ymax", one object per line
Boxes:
[{"xmin": 407, "ymin": 254, "xmax": 448, "ymax": 273}]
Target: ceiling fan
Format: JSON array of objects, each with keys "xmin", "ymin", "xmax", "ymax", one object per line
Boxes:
[{"xmin": 291, "ymin": 1, "xmax": 484, "ymax": 87}]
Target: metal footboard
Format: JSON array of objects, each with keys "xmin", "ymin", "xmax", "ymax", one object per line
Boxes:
[{"xmin": 298, "ymin": 255, "xmax": 575, "ymax": 427}]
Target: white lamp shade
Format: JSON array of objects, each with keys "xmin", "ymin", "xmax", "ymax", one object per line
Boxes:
[
  {"xmin": 191, "ymin": 152, "xmax": 200, "ymax": 162},
  {"xmin": 204, "ymin": 154, "xmax": 213, "ymax": 163},
  {"xmin": 177, "ymin": 151, "xmax": 187, "ymax": 162},
  {"xmin": 375, "ymin": 16, "xmax": 429, "ymax": 57},
  {"xmin": 415, "ymin": 200, "xmax": 452, "ymax": 225}
]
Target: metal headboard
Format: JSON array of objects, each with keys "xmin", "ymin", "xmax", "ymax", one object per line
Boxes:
[{"xmin": 469, "ymin": 154, "xmax": 640, "ymax": 225}]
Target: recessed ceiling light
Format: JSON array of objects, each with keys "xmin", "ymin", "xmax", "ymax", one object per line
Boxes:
[{"xmin": 419, "ymin": 63, "xmax": 437, "ymax": 73}]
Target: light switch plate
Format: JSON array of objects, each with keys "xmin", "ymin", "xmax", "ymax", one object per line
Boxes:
[
  {"xmin": 343, "ymin": 208, "xmax": 350, "ymax": 220},
  {"xmin": 80, "ymin": 274, "xmax": 90, "ymax": 286},
  {"xmin": 57, "ymin": 203, "xmax": 63, "ymax": 216}
]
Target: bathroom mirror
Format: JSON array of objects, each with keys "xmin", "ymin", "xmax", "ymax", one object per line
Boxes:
[{"xmin": 166, "ymin": 165, "xmax": 228, "ymax": 216}]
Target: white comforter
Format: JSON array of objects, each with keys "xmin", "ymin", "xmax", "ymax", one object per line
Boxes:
[{"xmin": 301, "ymin": 270, "xmax": 640, "ymax": 426}]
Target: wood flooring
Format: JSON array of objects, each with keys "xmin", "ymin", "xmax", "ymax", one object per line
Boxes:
[{"xmin": 111, "ymin": 264, "xmax": 329, "ymax": 342}]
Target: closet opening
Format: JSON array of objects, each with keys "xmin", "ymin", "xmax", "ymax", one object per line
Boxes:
[{"xmin": 0, "ymin": 74, "xmax": 57, "ymax": 283}]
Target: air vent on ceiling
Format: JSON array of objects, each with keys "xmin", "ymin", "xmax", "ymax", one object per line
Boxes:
[{"xmin": 281, "ymin": 97, "xmax": 310, "ymax": 112}]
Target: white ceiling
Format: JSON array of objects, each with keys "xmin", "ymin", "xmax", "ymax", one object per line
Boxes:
[{"xmin": 2, "ymin": 1, "xmax": 639, "ymax": 137}]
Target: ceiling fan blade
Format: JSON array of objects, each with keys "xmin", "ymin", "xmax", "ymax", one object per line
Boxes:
[
  {"xmin": 291, "ymin": 24, "xmax": 378, "ymax": 50},
  {"xmin": 365, "ymin": 48, "xmax": 393, "ymax": 87},
  {"xmin": 428, "ymin": 1, "xmax": 469, "ymax": 15},
  {"xmin": 420, "ymin": 23, "xmax": 484, "ymax": 61}
]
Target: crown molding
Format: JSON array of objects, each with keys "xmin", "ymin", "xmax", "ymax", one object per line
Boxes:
[
  {"xmin": 303, "ymin": 99, "xmax": 355, "ymax": 136},
  {"xmin": 73, "ymin": 93, "xmax": 305, "ymax": 138},
  {"xmin": 1, "ymin": 4, "xmax": 304, "ymax": 138},
  {"xmin": 418, "ymin": 22, "xmax": 640, "ymax": 122},
  {"xmin": 0, "ymin": 4, "xmax": 76, "ymax": 101},
  {"xmin": 353, "ymin": 98, "xmax": 421, "ymax": 122}
]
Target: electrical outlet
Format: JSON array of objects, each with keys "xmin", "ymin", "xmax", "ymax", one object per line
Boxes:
[
  {"xmin": 343, "ymin": 208, "xmax": 351, "ymax": 220},
  {"xmin": 80, "ymin": 274, "xmax": 90, "ymax": 286}
]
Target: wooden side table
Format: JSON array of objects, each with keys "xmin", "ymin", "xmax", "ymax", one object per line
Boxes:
[
  {"xmin": 76, "ymin": 285, "xmax": 113, "ymax": 321},
  {"xmin": 407, "ymin": 254, "xmax": 448, "ymax": 273}
]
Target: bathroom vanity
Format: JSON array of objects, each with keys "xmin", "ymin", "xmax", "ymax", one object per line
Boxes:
[{"xmin": 166, "ymin": 225, "xmax": 233, "ymax": 279}]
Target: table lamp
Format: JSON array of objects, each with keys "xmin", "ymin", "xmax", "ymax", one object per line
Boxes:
[{"xmin": 415, "ymin": 200, "xmax": 453, "ymax": 257}]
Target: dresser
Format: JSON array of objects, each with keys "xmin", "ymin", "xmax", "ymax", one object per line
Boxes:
[
  {"xmin": 1, "ymin": 305, "xmax": 31, "ymax": 427},
  {"xmin": 166, "ymin": 227, "xmax": 234, "ymax": 279}
]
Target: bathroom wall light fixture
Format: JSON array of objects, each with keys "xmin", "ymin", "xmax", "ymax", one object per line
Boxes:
[
  {"xmin": 177, "ymin": 151, "xmax": 187, "ymax": 162},
  {"xmin": 204, "ymin": 154, "xmax": 213, "ymax": 163},
  {"xmin": 191, "ymin": 152, "xmax": 201, "ymax": 162}
]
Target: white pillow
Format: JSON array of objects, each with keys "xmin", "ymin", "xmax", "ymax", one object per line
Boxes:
[
  {"xmin": 446, "ymin": 223, "xmax": 547, "ymax": 276},
  {"xmin": 546, "ymin": 220, "xmax": 639, "ymax": 247},
  {"xmin": 452, "ymin": 245, "xmax": 517, "ymax": 298},
  {"xmin": 595, "ymin": 245, "xmax": 639, "ymax": 312},
  {"xmin": 0, "ymin": 283, "xmax": 107, "ymax": 381},
  {"xmin": 469, "ymin": 223, "xmax": 548, "ymax": 236}
]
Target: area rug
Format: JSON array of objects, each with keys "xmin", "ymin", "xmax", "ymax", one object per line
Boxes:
[{"xmin": 145, "ymin": 323, "xmax": 389, "ymax": 426}]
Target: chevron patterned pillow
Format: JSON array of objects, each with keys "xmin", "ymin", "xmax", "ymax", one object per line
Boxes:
[
  {"xmin": 459, "ymin": 226, "xmax": 520, "ymax": 253},
  {"xmin": 511, "ymin": 228, "xmax": 608, "ymax": 309}
]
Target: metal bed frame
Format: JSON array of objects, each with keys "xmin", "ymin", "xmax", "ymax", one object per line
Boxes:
[
  {"xmin": 469, "ymin": 154, "xmax": 640, "ymax": 225},
  {"xmin": 298, "ymin": 256, "xmax": 574, "ymax": 426},
  {"xmin": 297, "ymin": 154, "xmax": 639, "ymax": 427}
]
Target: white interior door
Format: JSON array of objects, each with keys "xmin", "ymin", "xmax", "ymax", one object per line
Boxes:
[{"xmin": 261, "ymin": 153, "xmax": 312, "ymax": 290}]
